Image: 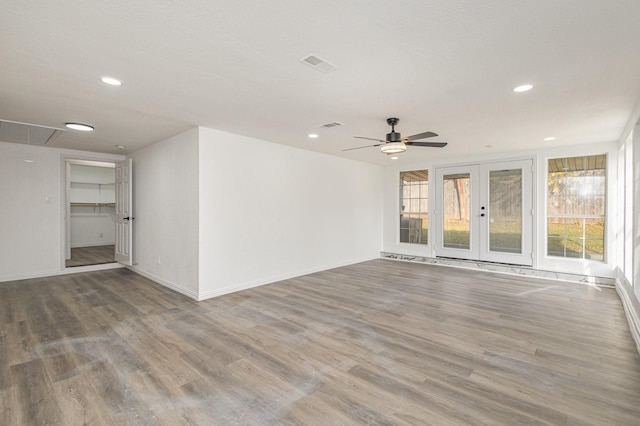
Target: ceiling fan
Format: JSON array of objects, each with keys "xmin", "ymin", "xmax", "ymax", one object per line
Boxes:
[{"xmin": 344, "ymin": 117, "xmax": 447, "ymax": 155}]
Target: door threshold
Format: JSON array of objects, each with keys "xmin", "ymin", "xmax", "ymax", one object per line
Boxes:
[
  {"xmin": 436, "ymin": 256, "xmax": 532, "ymax": 268},
  {"xmin": 64, "ymin": 262, "xmax": 125, "ymax": 274}
]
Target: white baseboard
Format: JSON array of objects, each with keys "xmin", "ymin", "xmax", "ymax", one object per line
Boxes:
[
  {"xmin": 197, "ymin": 256, "xmax": 378, "ymax": 301},
  {"xmin": 615, "ymin": 276, "xmax": 640, "ymax": 355},
  {"xmin": 0, "ymin": 262, "xmax": 124, "ymax": 282},
  {"xmin": 197, "ymin": 278, "xmax": 277, "ymax": 301},
  {"xmin": 128, "ymin": 266, "xmax": 199, "ymax": 300}
]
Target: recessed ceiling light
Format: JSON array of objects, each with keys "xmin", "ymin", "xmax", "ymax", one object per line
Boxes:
[
  {"xmin": 65, "ymin": 123, "xmax": 94, "ymax": 131},
  {"xmin": 115, "ymin": 145, "xmax": 127, "ymax": 150},
  {"xmin": 101, "ymin": 76, "xmax": 122, "ymax": 86},
  {"xmin": 544, "ymin": 136, "xmax": 556, "ymax": 141},
  {"xmin": 308, "ymin": 133, "xmax": 319, "ymax": 139},
  {"xmin": 24, "ymin": 159, "xmax": 34, "ymax": 163},
  {"xmin": 390, "ymin": 156, "xmax": 399, "ymax": 160},
  {"xmin": 514, "ymin": 84, "xmax": 533, "ymax": 93}
]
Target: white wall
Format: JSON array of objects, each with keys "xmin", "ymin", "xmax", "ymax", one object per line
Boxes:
[
  {"xmin": 382, "ymin": 142, "xmax": 619, "ymax": 278},
  {"xmin": 633, "ymin": 125, "xmax": 640, "ymax": 299},
  {"xmin": 129, "ymin": 128, "xmax": 200, "ymax": 298},
  {"xmin": 0, "ymin": 141, "xmax": 123, "ymax": 281},
  {"xmin": 70, "ymin": 206, "xmax": 115, "ymax": 247},
  {"xmin": 70, "ymin": 164, "xmax": 116, "ymax": 184},
  {"xmin": 0, "ymin": 142, "xmax": 62, "ymax": 279},
  {"xmin": 614, "ymin": 124, "xmax": 640, "ymax": 354},
  {"xmin": 198, "ymin": 127, "xmax": 383, "ymax": 299}
]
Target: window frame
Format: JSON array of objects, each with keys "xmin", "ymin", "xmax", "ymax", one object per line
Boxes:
[
  {"xmin": 546, "ymin": 154, "xmax": 607, "ymax": 262},
  {"xmin": 399, "ymin": 169, "xmax": 429, "ymax": 246}
]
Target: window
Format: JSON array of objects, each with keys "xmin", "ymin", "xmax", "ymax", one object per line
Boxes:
[
  {"xmin": 400, "ymin": 170, "xmax": 428, "ymax": 244},
  {"xmin": 624, "ymin": 135, "xmax": 633, "ymax": 283},
  {"xmin": 547, "ymin": 155, "xmax": 606, "ymax": 260}
]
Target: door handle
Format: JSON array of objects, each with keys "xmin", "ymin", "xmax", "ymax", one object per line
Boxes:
[
  {"xmin": 123, "ymin": 216, "xmax": 134, "ymax": 220},
  {"xmin": 480, "ymin": 213, "xmax": 485, "ymax": 217}
]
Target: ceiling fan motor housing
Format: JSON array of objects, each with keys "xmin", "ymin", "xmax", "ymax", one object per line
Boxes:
[
  {"xmin": 386, "ymin": 131, "xmax": 403, "ymax": 142},
  {"xmin": 386, "ymin": 117, "xmax": 402, "ymax": 142}
]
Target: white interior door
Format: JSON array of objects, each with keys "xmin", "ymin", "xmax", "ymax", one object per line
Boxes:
[
  {"xmin": 115, "ymin": 159, "xmax": 133, "ymax": 265},
  {"xmin": 435, "ymin": 159, "xmax": 533, "ymax": 266}
]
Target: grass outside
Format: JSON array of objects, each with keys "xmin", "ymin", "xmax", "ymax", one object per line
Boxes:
[
  {"xmin": 548, "ymin": 221, "xmax": 604, "ymax": 259},
  {"xmin": 441, "ymin": 220, "xmax": 604, "ymax": 259},
  {"xmin": 442, "ymin": 220, "xmax": 471, "ymax": 249}
]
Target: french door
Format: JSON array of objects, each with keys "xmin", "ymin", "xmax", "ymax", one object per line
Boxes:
[{"xmin": 435, "ymin": 159, "xmax": 533, "ymax": 266}]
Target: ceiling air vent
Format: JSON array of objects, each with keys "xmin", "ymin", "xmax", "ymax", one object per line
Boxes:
[
  {"xmin": 300, "ymin": 54, "xmax": 337, "ymax": 73},
  {"xmin": 320, "ymin": 121, "xmax": 344, "ymax": 128},
  {"xmin": 0, "ymin": 119, "xmax": 64, "ymax": 146}
]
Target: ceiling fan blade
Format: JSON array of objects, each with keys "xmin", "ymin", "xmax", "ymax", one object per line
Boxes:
[
  {"xmin": 404, "ymin": 141, "xmax": 448, "ymax": 148},
  {"xmin": 406, "ymin": 131, "xmax": 438, "ymax": 141},
  {"xmin": 354, "ymin": 136, "xmax": 386, "ymax": 143},
  {"xmin": 342, "ymin": 143, "xmax": 383, "ymax": 151}
]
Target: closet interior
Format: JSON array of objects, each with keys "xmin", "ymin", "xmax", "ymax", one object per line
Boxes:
[{"xmin": 66, "ymin": 162, "xmax": 116, "ymax": 267}]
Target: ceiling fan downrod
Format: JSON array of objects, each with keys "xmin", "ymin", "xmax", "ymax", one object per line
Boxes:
[{"xmin": 386, "ymin": 117, "xmax": 402, "ymax": 143}]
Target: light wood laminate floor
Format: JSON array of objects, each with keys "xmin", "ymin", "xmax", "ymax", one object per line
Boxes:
[
  {"xmin": 66, "ymin": 245, "xmax": 116, "ymax": 268},
  {"xmin": 1, "ymin": 259, "xmax": 639, "ymax": 425}
]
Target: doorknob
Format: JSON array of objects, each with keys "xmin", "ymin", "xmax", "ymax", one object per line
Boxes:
[{"xmin": 481, "ymin": 213, "xmax": 485, "ymax": 217}]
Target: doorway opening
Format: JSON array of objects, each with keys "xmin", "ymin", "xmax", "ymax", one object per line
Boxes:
[{"xmin": 65, "ymin": 159, "xmax": 117, "ymax": 268}]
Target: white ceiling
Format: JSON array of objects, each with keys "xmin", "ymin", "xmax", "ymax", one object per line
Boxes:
[{"xmin": 2, "ymin": 1, "xmax": 640, "ymax": 165}]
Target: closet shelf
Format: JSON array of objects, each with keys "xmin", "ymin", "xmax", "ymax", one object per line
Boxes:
[
  {"xmin": 70, "ymin": 202, "xmax": 115, "ymax": 207},
  {"xmin": 70, "ymin": 181, "xmax": 115, "ymax": 184}
]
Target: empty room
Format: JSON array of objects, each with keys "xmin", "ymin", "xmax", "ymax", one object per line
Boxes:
[{"xmin": 1, "ymin": 1, "xmax": 640, "ymax": 425}]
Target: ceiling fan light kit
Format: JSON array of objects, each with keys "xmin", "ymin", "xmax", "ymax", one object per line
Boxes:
[
  {"xmin": 381, "ymin": 142, "xmax": 406, "ymax": 154},
  {"xmin": 345, "ymin": 117, "xmax": 447, "ymax": 155}
]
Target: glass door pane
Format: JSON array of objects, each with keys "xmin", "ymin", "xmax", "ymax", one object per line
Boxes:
[
  {"xmin": 443, "ymin": 173, "xmax": 470, "ymax": 249},
  {"xmin": 488, "ymin": 169, "xmax": 522, "ymax": 254}
]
